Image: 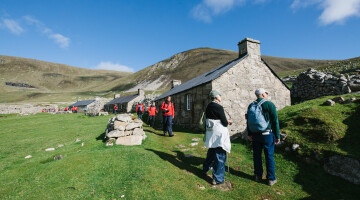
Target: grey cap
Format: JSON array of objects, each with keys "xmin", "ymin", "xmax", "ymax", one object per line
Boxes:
[
  {"xmin": 255, "ymin": 88, "xmax": 269, "ymax": 96},
  {"xmin": 209, "ymin": 90, "xmax": 223, "ymax": 98}
]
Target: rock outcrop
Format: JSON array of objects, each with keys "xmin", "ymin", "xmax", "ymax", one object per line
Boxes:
[{"xmin": 105, "ymin": 114, "xmax": 146, "ymax": 146}]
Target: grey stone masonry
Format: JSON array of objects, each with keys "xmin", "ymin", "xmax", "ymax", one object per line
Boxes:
[
  {"xmin": 291, "ymin": 68, "xmax": 352, "ymax": 101},
  {"xmin": 155, "ymin": 38, "xmax": 291, "ymax": 137}
]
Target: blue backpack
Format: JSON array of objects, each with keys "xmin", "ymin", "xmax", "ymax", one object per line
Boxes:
[
  {"xmin": 138, "ymin": 105, "xmax": 142, "ymax": 112},
  {"xmin": 247, "ymin": 99, "xmax": 269, "ymax": 133}
]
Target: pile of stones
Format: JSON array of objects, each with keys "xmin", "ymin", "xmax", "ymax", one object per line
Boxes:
[
  {"xmin": 105, "ymin": 114, "xmax": 146, "ymax": 146},
  {"xmin": 291, "ymin": 68, "xmax": 352, "ymax": 101},
  {"xmin": 348, "ymin": 74, "xmax": 360, "ymax": 92}
]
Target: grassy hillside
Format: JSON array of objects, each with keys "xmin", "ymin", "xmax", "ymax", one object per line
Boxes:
[
  {"xmin": 278, "ymin": 93, "xmax": 360, "ymax": 160},
  {"xmin": 0, "ymin": 112, "xmax": 359, "ymax": 199},
  {"xmin": 0, "ymin": 55, "xmax": 131, "ymax": 103},
  {"xmin": 110, "ymin": 48, "xmax": 334, "ymax": 92},
  {"xmin": 0, "ymin": 50, "xmax": 337, "ymax": 103}
]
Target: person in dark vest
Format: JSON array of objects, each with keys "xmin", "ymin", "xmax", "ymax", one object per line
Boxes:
[
  {"xmin": 203, "ymin": 90, "xmax": 232, "ymax": 187},
  {"xmin": 136, "ymin": 102, "xmax": 144, "ymax": 120},
  {"xmin": 247, "ymin": 88, "xmax": 280, "ymax": 186},
  {"xmin": 147, "ymin": 102, "xmax": 158, "ymax": 127},
  {"xmin": 161, "ymin": 96, "xmax": 174, "ymax": 137},
  {"xmin": 114, "ymin": 104, "xmax": 118, "ymax": 115}
]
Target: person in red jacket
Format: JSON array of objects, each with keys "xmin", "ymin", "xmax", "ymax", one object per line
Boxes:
[
  {"xmin": 147, "ymin": 102, "xmax": 158, "ymax": 127},
  {"xmin": 64, "ymin": 107, "xmax": 68, "ymax": 111},
  {"xmin": 136, "ymin": 102, "xmax": 144, "ymax": 120},
  {"xmin": 161, "ymin": 96, "xmax": 175, "ymax": 137},
  {"xmin": 74, "ymin": 106, "xmax": 78, "ymax": 113},
  {"xmin": 114, "ymin": 104, "xmax": 118, "ymax": 115}
]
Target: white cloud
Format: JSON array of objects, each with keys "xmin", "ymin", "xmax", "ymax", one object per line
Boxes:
[
  {"xmin": 49, "ymin": 33, "xmax": 70, "ymax": 48},
  {"xmin": 95, "ymin": 61, "xmax": 135, "ymax": 72},
  {"xmin": 319, "ymin": 0, "xmax": 360, "ymax": 25},
  {"xmin": 291, "ymin": 0, "xmax": 360, "ymax": 25},
  {"xmin": 1, "ymin": 18, "xmax": 24, "ymax": 35},
  {"xmin": 191, "ymin": 0, "xmax": 246, "ymax": 22},
  {"xmin": 23, "ymin": 15, "xmax": 70, "ymax": 48}
]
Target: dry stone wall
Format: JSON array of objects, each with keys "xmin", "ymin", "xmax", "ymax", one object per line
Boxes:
[
  {"xmin": 291, "ymin": 69, "xmax": 352, "ymax": 101},
  {"xmin": 105, "ymin": 114, "xmax": 146, "ymax": 146}
]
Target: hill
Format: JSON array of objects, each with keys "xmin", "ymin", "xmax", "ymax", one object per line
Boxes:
[
  {"xmin": 0, "ymin": 55, "xmax": 131, "ymax": 102},
  {"xmin": 109, "ymin": 48, "xmax": 335, "ymax": 93},
  {"xmin": 0, "ymin": 49, "xmax": 336, "ymax": 103}
]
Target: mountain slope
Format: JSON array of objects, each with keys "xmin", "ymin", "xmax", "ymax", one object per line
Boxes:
[
  {"xmin": 0, "ymin": 55, "xmax": 131, "ymax": 92},
  {"xmin": 109, "ymin": 48, "xmax": 335, "ymax": 93}
]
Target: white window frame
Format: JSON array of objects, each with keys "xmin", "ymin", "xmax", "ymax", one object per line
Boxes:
[{"xmin": 186, "ymin": 94, "xmax": 191, "ymax": 110}]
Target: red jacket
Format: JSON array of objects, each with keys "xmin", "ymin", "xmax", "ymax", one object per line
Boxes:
[
  {"xmin": 114, "ymin": 105, "xmax": 118, "ymax": 110},
  {"xmin": 161, "ymin": 101, "xmax": 174, "ymax": 117},
  {"xmin": 136, "ymin": 104, "xmax": 144, "ymax": 113},
  {"xmin": 148, "ymin": 106, "xmax": 157, "ymax": 116}
]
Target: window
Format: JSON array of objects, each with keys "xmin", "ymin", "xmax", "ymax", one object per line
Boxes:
[{"xmin": 186, "ymin": 94, "xmax": 191, "ymax": 110}]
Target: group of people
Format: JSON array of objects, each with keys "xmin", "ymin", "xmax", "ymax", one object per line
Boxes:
[
  {"xmin": 110, "ymin": 88, "xmax": 280, "ymax": 187},
  {"xmin": 203, "ymin": 88, "xmax": 280, "ymax": 187}
]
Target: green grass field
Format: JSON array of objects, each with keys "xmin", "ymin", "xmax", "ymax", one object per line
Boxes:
[{"xmin": 1, "ymin": 111, "xmax": 359, "ymax": 199}]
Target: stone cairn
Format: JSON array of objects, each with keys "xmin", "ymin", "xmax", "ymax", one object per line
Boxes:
[
  {"xmin": 291, "ymin": 68, "xmax": 352, "ymax": 101},
  {"xmin": 105, "ymin": 114, "xmax": 146, "ymax": 146}
]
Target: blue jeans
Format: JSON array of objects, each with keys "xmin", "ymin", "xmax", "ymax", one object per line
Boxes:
[
  {"xmin": 162, "ymin": 115, "xmax": 173, "ymax": 136},
  {"xmin": 203, "ymin": 147, "xmax": 227, "ymax": 184},
  {"xmin": 252, "ymin": 132, "xmax": 276, "ymax": 181},
  {"xmin": 114, "ymin": 110, "xmax": 117, "ymax": 115}
]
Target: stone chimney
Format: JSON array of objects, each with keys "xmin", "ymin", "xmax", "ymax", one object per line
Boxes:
[
  {"xmin": 238, "ymin": 38, "xmax": 261, "ymax": 58},
  {"xmin": 114, "ymin": 94, "xmax": 120, "ymax": 99},
  {"xmin": 138, "ymin": 89, "xmax": 145, "ymax": 96},
  {"xmin": 171, "ymin": 80, "xmax": 182, "ymax": 89}
]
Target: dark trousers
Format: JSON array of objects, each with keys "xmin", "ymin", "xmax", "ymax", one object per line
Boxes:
[
  {"xmin": 203, "ymin": 147, "xmax": 227, "ymax": 184},
  {"xmin": 252, "ymin": 132, "xmax": 276, "ymax": 181},
  {"xmin": 148, "ymin": 115, "xmax": 155, "ymax": 127},
  {"xmin": 137, "ymin": 112, "xmax": 143, "ymax": 120},
  {"xmin": 162, "ymin": 115, "xmax": 173, "ymax": 136}
]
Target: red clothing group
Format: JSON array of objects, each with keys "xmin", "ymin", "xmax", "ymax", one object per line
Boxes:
[
  {"xmin": 136, "ymin": 104, "xmax": 144, "ymax": 113},
  {"xmin": 147, "ymin": 106, "xmax": 157, "ymax": 116},
  {"xmin": 161, "ymin": 101, "xmax": 174, "ymax": 117}
]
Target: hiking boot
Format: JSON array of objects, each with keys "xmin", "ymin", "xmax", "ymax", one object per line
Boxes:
[
  {"xmin": 169, "ymin": 134, "xmax": 174, "ymax": 137},
  {"xmin": 268, "ymin": 179, "xmax": 277, "ymax": 186},
  {"xmin": 211, "ymin": 179, "xmax": 217, "ymax": 185},
  {"xmin": 254, "ymin": 173, "xmax": 265, "ymax": 182}
]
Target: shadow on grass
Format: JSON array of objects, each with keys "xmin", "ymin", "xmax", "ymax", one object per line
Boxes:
[
  {"xmin": 231, "ymin": 137, "xmax": 360, "ymax": 199},
  {"xmin": 145, "ymin": 148, "xmax": 254, "ymax": 184},
  {"xmin": 337, "ymin": 102, "xmax": 360, "ymax": 159},
  {"xmin": 96, "ymin": 132, "xmax": 106, "ymax": 142}
]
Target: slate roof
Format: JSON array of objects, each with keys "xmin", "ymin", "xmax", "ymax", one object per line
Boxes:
[
  {"xmin": 105, "ymin": 94, "xmax": 139, "ymax": 105},
  {"xmin": 154, "ymin": 54, "xmax": 248, "ymax": 101},
  {"xmin": 154, "ymin": 54, "xmax": 290, "ymax": 102},
  {"xmin": 70, "ymin": 100, "xmax": 95, "ymax": 107}
]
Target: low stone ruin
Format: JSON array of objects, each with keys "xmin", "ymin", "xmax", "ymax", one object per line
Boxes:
[
  {"xmin": 105, "ymin": 114, "xmax": 146, "ymax": 146},
  {"xmin": 85, "ymin": 97, "xmax": 112, "ymax": 116},
  {"xmin": 291, "ymin": 68, "xmax": 352, "ymax": 101}
]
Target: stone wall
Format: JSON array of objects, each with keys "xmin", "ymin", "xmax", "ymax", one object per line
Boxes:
[
  {"xmin": 291, "ymin": 69, "xmax": 352, "ymax": 101},
  {"xmin": 0, "ymin": 104, "xmax": 58, "ymax": 114},
  {"xmin": 212, "ymin": 56, "xmax": 291, "ymax": 136},
  {"xmin": 85, "ymin": 97, "xmax": 112, "ymax": 115}
]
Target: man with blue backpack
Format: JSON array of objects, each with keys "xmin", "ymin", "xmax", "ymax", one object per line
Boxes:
[
  {"xmin": 247, "ymin": 88, "xmax": 280, "ymax": 186},
  {"xmin": 136, "ymin": 102, "xmax": 144, "ymax": 120}
]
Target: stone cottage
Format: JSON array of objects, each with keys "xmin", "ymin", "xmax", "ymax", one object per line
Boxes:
[
  {"xmin": 105, "ymin": 89, "xmax": 146, "ymax": 113},
  {"xmin": 69, "ymin": 100, "xmax": 96, "ymax": 113},
  {"xmin": 154, "ymin": 38, "xmax": 291, "ymax": 136}
]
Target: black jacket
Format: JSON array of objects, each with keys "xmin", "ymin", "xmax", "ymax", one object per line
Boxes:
[{"xmin": 205, "ymin": 102, "xmax": 229, "ymax": 127}]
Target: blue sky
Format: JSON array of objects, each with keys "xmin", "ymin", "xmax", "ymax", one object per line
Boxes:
[{"xmin": 0, "ymin": 0, "xmax": 359, "ymax": 72}]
